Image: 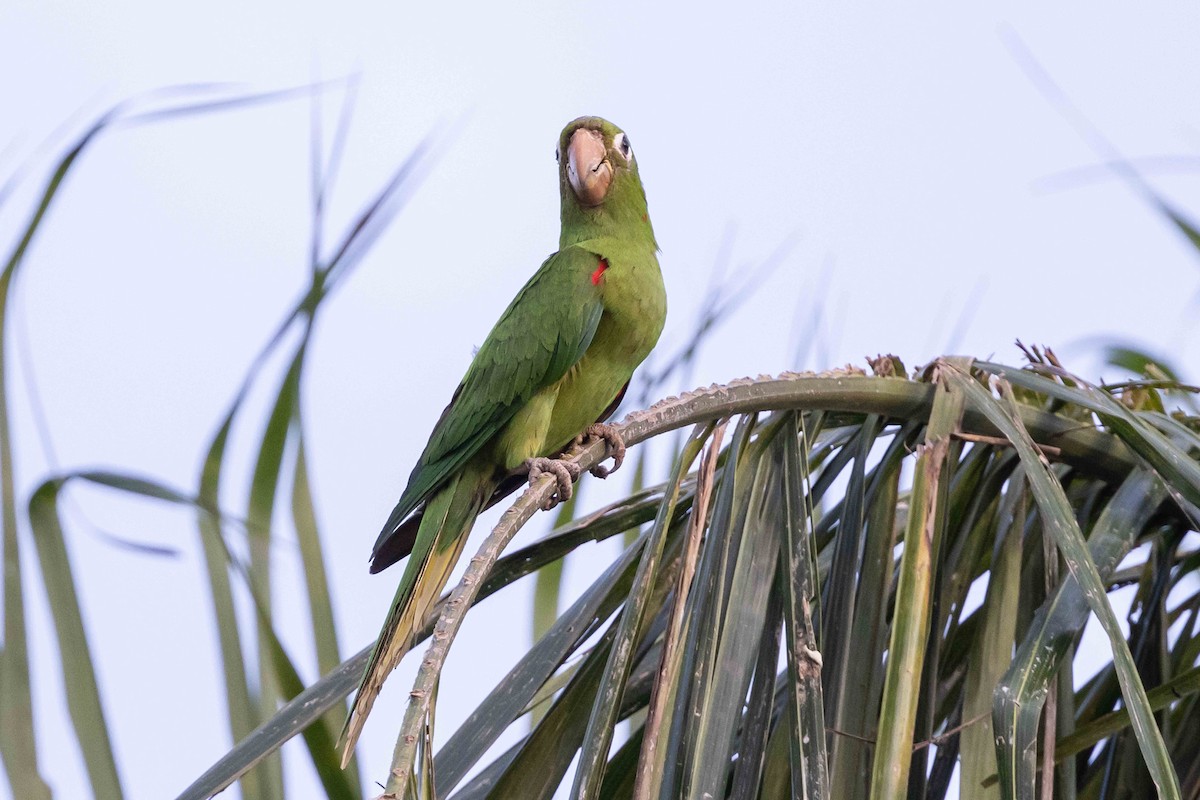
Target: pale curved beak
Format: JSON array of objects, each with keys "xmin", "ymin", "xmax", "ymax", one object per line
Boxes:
[{"xmin": 567, "ymin": 128, "xmax": 613, "ymax": 206}]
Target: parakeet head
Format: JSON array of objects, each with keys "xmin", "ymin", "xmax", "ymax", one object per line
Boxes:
[{"xmin": 556, "ymin": 117, "xmax": 656, "ymax": 248}]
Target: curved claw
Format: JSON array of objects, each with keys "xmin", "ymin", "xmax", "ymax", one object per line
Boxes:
[
  {"xmin": 573, "ymin": 423, "xmax": 627, "ymax": 479},
  {"xmin": 524, "ymin": 456, "xmax": 581, "ymax": 510}
]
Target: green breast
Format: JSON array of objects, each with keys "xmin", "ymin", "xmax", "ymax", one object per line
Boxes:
[{"xmin": 541, "ymin": 242, "xmax": 665, "ymax": 453}]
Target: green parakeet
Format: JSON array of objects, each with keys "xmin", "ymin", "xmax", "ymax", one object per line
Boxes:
[{"xmin": 341, "ymin": 116, "xmax": 666, "ymax": 763}]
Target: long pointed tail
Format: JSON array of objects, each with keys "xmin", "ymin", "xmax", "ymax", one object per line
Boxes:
[{"xmin": 339, "ymin": 460, "xmax": 493, "ymax": 767}]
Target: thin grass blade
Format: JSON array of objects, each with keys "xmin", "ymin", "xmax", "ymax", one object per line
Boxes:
[
  {"xmin": 633, "ymin": 422, "xmax": 725, "ymax": 799},
  {"xmin": 870, "ymin": 361, "xmax": 965, "ymax": 798},
  {"xmin": 529, "ymin": 483, "xmax": 580, "ymax": 723},
  {"xmin": 0, "ymin": 104, "xmax": 115, "ymax": 800},
  {"xmin": 197, "ymin": 410, "xmax": 263, "ymax": 798},
  {"xmin": 26, "ymin": 481, "xmax": 123, "ymax": 798},
  {"xmin": 728, "ymin": 576, "xmax": 784, "ymax": 799},
  {"xmin": 570, "ymin": 422, "xmax": 711, "ymax": 798},
  {"xmin": 489, "ymin": 625, "xmax": 617, "ymax": 799},
  {"xmin": 948, "ymin": 365, "xmax": 1183, "ymax": 799},
  {"xmin": 242, "ymin": 348, "xmax": 309, "ymax": 800},
  {"xmin": 992, "ymin": 466, "xmax": 1166, "ymax": 797},
  {"xmin": 292, "ymin": 436, "xmax": 360, "ymax": 794},
  {"xmin": 776, "ymin": 412, "xmax": 830, "ymax": 799},
  {"xmin": 661, "ymin": 416, "xmax": 755, "ymax": 799},
  {"xmin": 978, "ymin": 363, "xmax": 1200, "ymax": 510},
  {"xmin": 181, "ymin": 480, "xmax": 657, "ymax": 799},
  {"xmin": 436, "ymin": 532, "xmax": 645, "ymax": 795},
  {"xmin": 826, "ymin": 420, "xmax": 915, "ymax": 798},
  {"xmin": 1056, "ymin": 665, "xmax": 1200, "ymax": 763},
  {"xmin": 685, "ymin": 422, "xmax": 783, "ymax": 798},
  {"xmin": 291, "ymin": 437, "xmax": 343, "ymax": 680},
  {"xmin": 960, "ymin": 472, "xmax": 1026, "ymax": 799},
  {"xmin": 16, "ymin": 468, "xmax": 351, "ymax": 799}
]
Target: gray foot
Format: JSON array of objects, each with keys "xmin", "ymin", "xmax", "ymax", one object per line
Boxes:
[
  {"xmin": 573, "ymin": 423, "xmax": 626, "ymax": 479},
  {"xmin": 523, "ymin": 457, "xmax": 581, "ymax": 510}
]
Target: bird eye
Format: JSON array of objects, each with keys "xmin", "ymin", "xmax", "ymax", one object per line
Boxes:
[
  {"xmin": 554, "ymin": 146, "xmax": 560, "ymax": 163},
  {"xmin": 614, "ymin": 132, "xmax": 633, "ymax": 161}
]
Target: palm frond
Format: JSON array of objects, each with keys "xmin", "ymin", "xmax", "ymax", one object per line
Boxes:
[{"xmin": 178, "ymin": 358, "xmax": 1198, "ymax": 799}]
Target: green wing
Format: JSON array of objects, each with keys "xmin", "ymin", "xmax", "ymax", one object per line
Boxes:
[{"xmin": 371, "ymin": 245, "xmax": 605, "ymax": 556}]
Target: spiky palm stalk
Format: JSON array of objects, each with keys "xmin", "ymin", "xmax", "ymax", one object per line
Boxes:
[{"xmin": 181, "ymin": 356, "xmax": 1199, "ymax": 800}]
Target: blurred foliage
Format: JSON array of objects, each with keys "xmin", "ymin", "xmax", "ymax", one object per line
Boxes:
[{"xmin": 1, "ymin": 96, "xmax": 1199, "ymax": 800}]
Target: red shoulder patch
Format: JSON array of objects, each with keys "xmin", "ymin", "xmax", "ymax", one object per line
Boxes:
[{"xmin": 591, "ymin": 257, "xmax": 608, "ymax": 286}]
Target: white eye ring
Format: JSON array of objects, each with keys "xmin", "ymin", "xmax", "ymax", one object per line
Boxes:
[{"xmin": 614, "ymin": 132, "xmax": 633, "ymax": 162}]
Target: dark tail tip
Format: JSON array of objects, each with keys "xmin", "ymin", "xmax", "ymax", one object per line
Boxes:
[{"xmin": 368, "ymin": 511, "xmax": 422, "ymax": 574}]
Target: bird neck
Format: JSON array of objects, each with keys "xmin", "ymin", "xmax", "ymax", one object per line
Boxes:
[{"xmin": 559, "ymin": 181, "xmax": 658, "ymax": 251}]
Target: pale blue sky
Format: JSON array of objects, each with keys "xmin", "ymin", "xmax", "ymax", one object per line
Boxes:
[{"xmin": 2, "ymin": 4, "xmax": 1198, "ymax": 799}]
